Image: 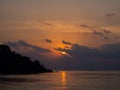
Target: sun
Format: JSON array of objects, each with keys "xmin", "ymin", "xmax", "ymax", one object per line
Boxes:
[
  {"xmin": 59, "ymin": 51, "xmax": 71, "ymax": 57},
  {"xmin": 61, "ymin": 51, "xmax": 66, "ymax": 55}
]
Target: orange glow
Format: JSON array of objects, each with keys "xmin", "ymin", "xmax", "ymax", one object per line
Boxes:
[{"xmin": 61, "ymin": 71, "xmax": 66, "ymax": 86}]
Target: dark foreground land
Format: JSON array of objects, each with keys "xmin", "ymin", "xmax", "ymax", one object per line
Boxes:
[{"xmin": 0, "ymin": 44, "xmax": 52, "ymax": 74}]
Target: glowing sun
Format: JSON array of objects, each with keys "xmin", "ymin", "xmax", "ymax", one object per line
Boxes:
[
  {"xmin": 60, "ymin": 51, "xmax": 71, "ymax": 57},
  {"xmin": 61, "ymin": 51, "xmax": 66, "ymax": 55}
]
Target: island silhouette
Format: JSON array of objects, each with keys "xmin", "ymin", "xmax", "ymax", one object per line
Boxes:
[{"xmin": 0, "ymin": 44, "xmax": 52, "ymax": 74}]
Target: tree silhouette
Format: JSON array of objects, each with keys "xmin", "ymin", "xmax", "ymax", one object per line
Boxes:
[{"xmin": 0, "ymin": 44, "xmax": 52, "ymax": 74}]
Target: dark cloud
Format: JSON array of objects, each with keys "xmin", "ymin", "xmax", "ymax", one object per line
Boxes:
[
  {"xmin": 80, "ymin": 24, "xmax": 96, "ymax": 32},
  {"xmin": 93, "ymin": 30, "xmax": 103, "ymax": 36},
  {"xmin": 100, "ymin": 43, "xmax": 120, "ymax": 59},
  {"xmin": 45, "ymin": 39, "xmax": 52, "ymax": 43},
  {"xmin": 106, "ymin": 13, "xmax": 116, "ymax": 17},
  {"xmin": 114, "ymin": 36, "xmax": 119, "ymax": 40},
  {"xmin": 80, "ymin": 24, "xmax": 103, "ymax": 36},
  {"xmin": 103, "ymin": 29, "xmax": 111, "ymax": 34},
  {"xmin": 80, "ymin": 24, "xmax": 91, "ymax": 29},
  {"xmin": 39, "ymin": 21, "xmax": 53, "ymax": 26},
  {"xmin": 6, "ymin": 40, "xmax": 51, "ymax": 53},
  {"xmin": 64, "ymin": 46, "xmax": 70, "ymax": 49},
  {"xmin": 80, "ymin": 24, "xmax": 114, "ymax": 40},
  {"xmin": 54, "ymin": 47, "xmax": 66, "ymax": 52},
  {"xmin": 70, "ymin": 43, "xmax": 120, "ymax": 59},
  {"xmin": 105, "ymin": 12, "xmax": 120, "ymax": 26},
  {"xmin": 103, "ymin": 36, "xmax": 110, "ymax": 40},
  {"xmin": 54, "ymin": 42, "xmax": 120, "ymax": 70},
  {"xmin": 62, "ymin": 40, "xmax": 72, "ymax": 45},
  {"xmin": 6, "ymin": 40, "xmax": 120, "ymax": 70},
  {"xmin": 56, "ymin": 43, "xmax": 97, "ymax": 59}
]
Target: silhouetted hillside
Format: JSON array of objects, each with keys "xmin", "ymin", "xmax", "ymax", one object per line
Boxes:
[{"xmin": 0, "ymin": 44, "xmax": 52, "ymax": 74}]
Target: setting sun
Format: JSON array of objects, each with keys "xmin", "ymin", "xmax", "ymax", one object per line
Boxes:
[{"xmin": 61, "ymin": 52, "xmax": 66, "ymax": 55}]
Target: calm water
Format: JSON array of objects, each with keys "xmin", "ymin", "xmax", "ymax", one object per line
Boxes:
[{"xmin": 0, "ymin": 71, "xmax": 120, "ymax": 90}]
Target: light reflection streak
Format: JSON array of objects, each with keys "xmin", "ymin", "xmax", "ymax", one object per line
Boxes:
[{"xmin": 61, "ymin": 71, "xmax": 66, "ymax": 86}]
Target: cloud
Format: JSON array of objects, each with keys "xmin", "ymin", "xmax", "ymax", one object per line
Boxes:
[
  {"xmin": 103, "ymin": 29, "xmax": 111, "ymax": 34},
  {"xmin": 106, "ymin": 13, "xmax": 116, "ymax": 17},
  {"xmin": 80, "ymin": 24, "xmax": 91, "ymax": 29},
  {"xmin": 80, "ymin": 24, "xmax": 104, "ymax": 36},
  {"xmin": 114, "ymin": 36, "xmax": 119, "ymax": 40},
  {"xmin": 79, "ymin": 24, "xmax": 114, "ymax": 40},
  {"xmin": 64, "ymin": 46, "xmax": 70, "ymax": 49},
  {"xmin": 105, "ymin": 12, "xmax": 120, "ymax": 26},
  {"xmin": 56, "ymin": 43, "xmax": 97, "ymax": 58},
  {"xmin": 54, "ymin": 42, "xmax": 120, "ymax": 70},
  {"xmin": 5, "ymin": 40, "xmax": 120, "ymax": 70},
  {"xmin": 103, "ymin": 36, "xmax": 110, "ymax": 40},
  {"xmin": 6, "ymin": 40, "xmax": 51, "ymax": 53},
  {"xmin": 100, "ymin": 43, "xmax": 120, "ymax": 59},
  {"xmin": 70, "ymin": 43, "xmax": 120, "ymax": 59},
  {"xmin": 80, "ymin": 24, "xmax": 95, "ymax": 32},
  {"xmin": 44, "ymin": 39, "xmax": 52, "ymax": 43},
  {"xmin": 55, "ymin": 47, "xmax": 66, "ymax": 52},
  {"xmin": 92, "ymin": 30, "xmax": 103, "ymax": 36},
  {"xmin": 80, "ymin": 24, "xmax": 98, "ymax": 32},
  {"xmin": 39, "ymin": 21, "xmax": 53, "ymax": 26},
  {"xmin": 62, "ymin": 40, "xmax": 72, "ymax": 45}
]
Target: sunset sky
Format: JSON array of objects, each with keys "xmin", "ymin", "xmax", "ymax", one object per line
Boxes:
[{"xmin": 0, "ymin": 0, "xmax": 120, "ymax": 70}]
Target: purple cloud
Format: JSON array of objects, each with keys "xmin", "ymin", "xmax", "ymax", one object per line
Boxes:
[
  {"xmin": 6, "ymin": 40, "xmax": 51, "ymax": 53},
  {"xmin": 54, "ymin": 42, "xmax": 120, "ymax": 70}
]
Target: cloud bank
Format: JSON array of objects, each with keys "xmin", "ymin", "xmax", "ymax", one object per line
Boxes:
[
  {"xmin": 6, "ymin": 40, "xmax": 51, "ymax": 60},
  {"xmin": 5, "ymin": 40, "xmax": 120, "ymax": 70},
  {"xmin": 54, "ymin": 42, "xmax": 120, "ymax": 70}
]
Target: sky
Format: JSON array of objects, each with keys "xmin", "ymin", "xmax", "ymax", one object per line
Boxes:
[{"xmin": 0, "ymin": 0, "xmax": 120, "ymax": 70}]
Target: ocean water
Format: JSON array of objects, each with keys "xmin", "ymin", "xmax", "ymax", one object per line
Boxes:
[{"xmin": 0, "ymin": 71, "xmax": 120, "ymax": 90}]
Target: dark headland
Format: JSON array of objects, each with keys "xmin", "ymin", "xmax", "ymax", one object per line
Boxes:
[{"xmin": 0, "ymin": 44, "xmax": 52, "ymax": 75}]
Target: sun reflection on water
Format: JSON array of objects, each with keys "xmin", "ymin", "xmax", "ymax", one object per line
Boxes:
[{"xmin": 61, "ymin": 71, "xmax": 66, "ymax": 86}]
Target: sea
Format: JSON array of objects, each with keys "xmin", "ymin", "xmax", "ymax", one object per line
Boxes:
[{"xmin": 0, "ymin": 71, "xmax": 120, "ymax": 90}]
